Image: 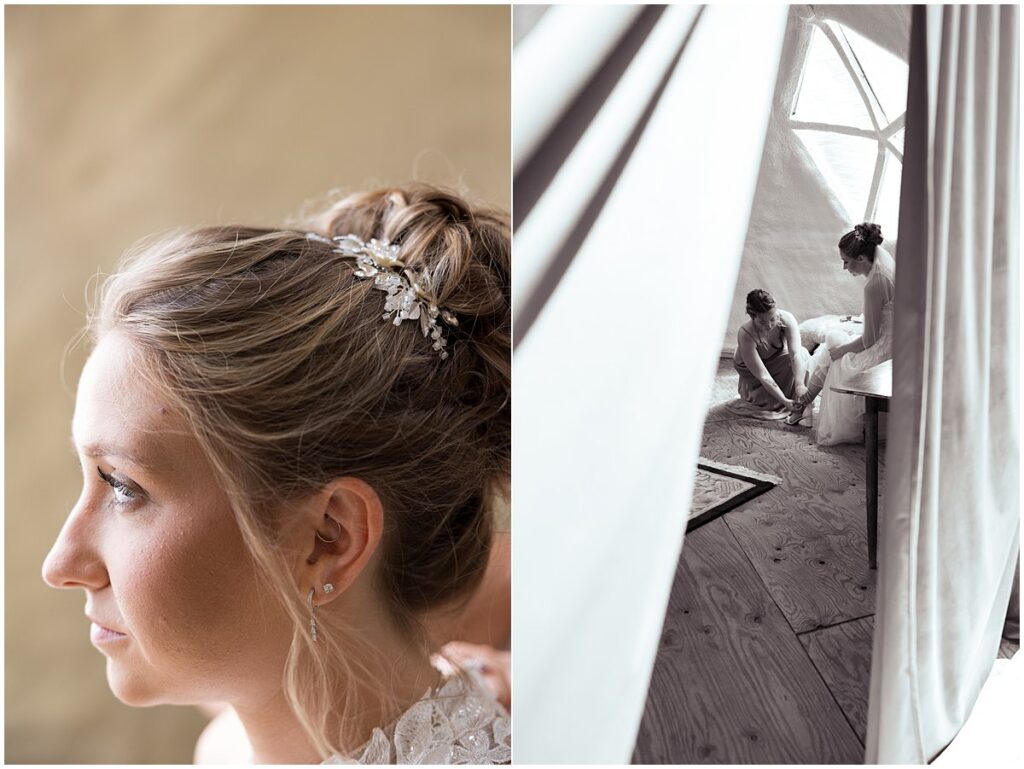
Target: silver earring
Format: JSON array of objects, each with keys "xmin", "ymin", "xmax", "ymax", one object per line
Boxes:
[
  {"xmin": 323, "ymin": 583, "xmax": 334, "ymax": 594},
  {"xmin": 308, "ymin": 587, "xmax": 318, "ymax": 642},
  {"xmin": 316, "ymin": 518, "xmax": 341, "ymax": 544}
]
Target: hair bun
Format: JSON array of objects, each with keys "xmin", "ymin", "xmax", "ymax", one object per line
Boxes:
[
  {"xmin": 310, "ymin": 183, "xmax": 511, "ymax": 476},
  {"xmin": 745, "ymin": 288, "xmax": 776, "ymax": 316},
  {"xmin": 313, "ymin": 185, "xmax": 509, "ymax": 320},
  {"xmin": 301, "ymin": 184, "xmax": 510, "ymax": 618},
  {"xmin": 856, "ymin": 222, "xmax": 883, "ymax": 246}
]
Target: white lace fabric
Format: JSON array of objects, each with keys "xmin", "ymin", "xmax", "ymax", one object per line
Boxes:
[{"xmin": 323, "ymin": 672, "xmax": 511, "ymax": 765}]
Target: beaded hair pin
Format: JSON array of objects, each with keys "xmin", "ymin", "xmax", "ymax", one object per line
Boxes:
[{"xmin": 306, "ymin": 232, "xmax": 458, "ymax": 359}]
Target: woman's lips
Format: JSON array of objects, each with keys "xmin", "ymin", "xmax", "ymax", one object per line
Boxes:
[{"xmin": 90, "ymin": 622, "xmax": 128, "ymax": 644}]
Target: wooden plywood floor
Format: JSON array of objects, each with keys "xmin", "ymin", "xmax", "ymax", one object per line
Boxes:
[{"xmin": 634, "ymin": 359, "xmax": 880, "ymax": 764}]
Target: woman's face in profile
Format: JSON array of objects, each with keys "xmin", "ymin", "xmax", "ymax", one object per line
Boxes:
[
  {"xmin": 43, "ymin": 332, "xmax": 293, "ymax": 708},
  {"xmin": 840, "ymin": 251, "xmax": 870, "ymax": 276}
]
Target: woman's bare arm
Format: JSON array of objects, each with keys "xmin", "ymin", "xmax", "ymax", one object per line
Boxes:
[
  {"xmin": 860, "ymin": 278, "xmax": 885, "ymax": 349},
  {"xmin": 780, "ymin": 311, "xmax": 808, "ymax": 392},
  {"xmin": 831, "ymin": 280, "xmax": 884, "ymax": 358},
  {"xmin": 737, "ymin": 330, "xmax": 792, "ymax": 408}
]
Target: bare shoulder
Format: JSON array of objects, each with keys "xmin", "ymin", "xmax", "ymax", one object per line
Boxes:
[
  {"xmin": 778, "ymin": 309, "xmax": 799, "ymax": 328},
  {"xmin": 194, "ymin": 706, "xmax": 251, "ymax": 764}
]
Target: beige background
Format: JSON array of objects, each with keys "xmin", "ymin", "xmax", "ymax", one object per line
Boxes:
[{"xmin": 4, "ymin": 5, "xmax": 509, "ymax": 763}]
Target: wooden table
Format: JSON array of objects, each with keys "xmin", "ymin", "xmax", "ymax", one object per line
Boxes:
[{"xmin": 829, "ymin": 359, "xmax": 891, "ymax": 569}]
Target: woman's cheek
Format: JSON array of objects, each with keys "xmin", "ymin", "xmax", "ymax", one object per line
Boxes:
[{"xmin": 124, "ymin": 528, "xmax": 231, "ymax": 656}]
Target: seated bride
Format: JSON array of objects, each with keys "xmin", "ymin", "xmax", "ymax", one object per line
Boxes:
[{"xmin": 793, "ymin": 222, "xmax": 895, "ymax": 445}]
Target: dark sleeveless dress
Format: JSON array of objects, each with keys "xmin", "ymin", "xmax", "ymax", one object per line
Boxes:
[{"xmin": 732, "ymin": 324, "xmax": 799, "ymax": 409}]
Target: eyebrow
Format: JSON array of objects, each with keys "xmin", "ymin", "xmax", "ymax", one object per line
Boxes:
[{"xmin": 69, "ymin": 436, "xmax": 156, "ymax": 471}]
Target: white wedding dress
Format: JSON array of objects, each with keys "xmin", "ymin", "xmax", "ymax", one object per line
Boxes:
[
  {"xmin": 810, "ymin": 247, "xmax": 896, "ymax": 446},
  {"xmin": 324, "ymin": 670, "xmax": 511, "ymax": 765}
]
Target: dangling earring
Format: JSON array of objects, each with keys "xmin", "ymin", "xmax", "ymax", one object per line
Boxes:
[{"xmin": 308, "ymin": 587, "xmax": 318, "ymax": 642}]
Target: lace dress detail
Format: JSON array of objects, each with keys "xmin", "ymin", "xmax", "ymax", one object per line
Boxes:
[{"xmin": 324, "ymin": 671, "xmax": 511, "ymax": 765}]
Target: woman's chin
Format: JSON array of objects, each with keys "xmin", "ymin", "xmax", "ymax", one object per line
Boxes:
[
  {"xmin": 105, "ymin": 662, "xmax": 165, "ymax": 707},
  {"xmin": 106, "ymin": 661, "xmax": 215, "ymax": 708}
]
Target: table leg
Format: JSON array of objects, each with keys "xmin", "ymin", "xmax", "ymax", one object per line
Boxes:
[{"xmin": 866, "ymin": 398, "xmax": 878, "ymax": 569}]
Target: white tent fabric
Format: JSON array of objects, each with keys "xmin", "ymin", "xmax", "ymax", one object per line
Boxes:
[
  {"xmin": 513, "ymin": 5, "xmax": 788, "ymax": 763},
  {"xmin": 931, "ymin": 653, "xmax": 1023, "ymax": 766},
  {"xmin": 513, "ymin": 5, "xmax": 700, "ymax": 324},
  {"xmin": 867, "ymin": 5, "xmax": 1020, "ymax": 764},
  {"xmin": 512, "ymin": 5, "xmax": 641, "ymax": 174},
  {"xmin": 724, "ymin": 5, "xmax": 911, "ymax": 355}
]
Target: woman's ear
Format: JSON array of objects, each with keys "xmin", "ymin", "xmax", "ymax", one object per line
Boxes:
[{"xmin": 293, "ymin": 477, "xmax": 384, "ymax": 605}]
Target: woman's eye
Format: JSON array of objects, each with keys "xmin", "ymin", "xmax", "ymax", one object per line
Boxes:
[{"xmin": 96, "ymin": 467, "xmax": 140, "ymax": 505}]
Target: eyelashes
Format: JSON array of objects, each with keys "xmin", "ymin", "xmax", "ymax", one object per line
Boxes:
[{"xmin": 96, "ymin": 466, "xmax": 141, "ymax": 505}]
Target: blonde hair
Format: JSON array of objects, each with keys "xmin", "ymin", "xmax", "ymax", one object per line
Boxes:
[{"xmin": 89, "ymin": 184, "xmax": 510, "ymax": 757}]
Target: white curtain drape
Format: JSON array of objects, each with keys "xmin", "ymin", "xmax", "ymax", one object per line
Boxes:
[
  {"xmin": 867, "ymin": 5, "xmax": 1020, "ymax": 763},
  {"xmin": 513, "ymin": 5, "xmax": 788, "ymax": 762},
  {"xmin": 513, "ymin": 5, "xmax": 642, "ymax": 175},
  {"xmin": 514, "ymin": 6, "xmax": 700, "ymax": 321}
]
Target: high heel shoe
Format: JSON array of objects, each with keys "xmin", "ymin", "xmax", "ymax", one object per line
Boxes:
[{"xmin": 786, "ymin": 395, "xmax": 813, "ymax": 427}]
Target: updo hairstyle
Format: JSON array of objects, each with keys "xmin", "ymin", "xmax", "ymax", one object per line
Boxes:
[
  {"xmin": 745, "ymin": 288, "xmax": 777, "ymax": 318},
  {"xmin": 90, "ymin": 183, "xmax": 510, "ymax": 756},
  {"xmin": 838, "ymin": 222, "xmax": 883, "ymax": 260}
]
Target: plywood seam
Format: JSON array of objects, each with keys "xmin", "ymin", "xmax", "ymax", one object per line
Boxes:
[
  {"xmin": 795, "ymin": 611, "xmax": 876, "ymax": 637},
  {"xmin": 723, "ymin": 511, "xmax": 800, "ymax": 637},
  {"xmin": 798, "ymin": 627, "xmax": 869, "ymax": 749},
  {"xmin": 718, "ymin": 439, "xmax": 868, "ymax": 751}
]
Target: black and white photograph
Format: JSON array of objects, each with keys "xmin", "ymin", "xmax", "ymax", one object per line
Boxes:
[{"xmin": 513, "ymin": 4, "xmax": 1019, "ymax": 765}]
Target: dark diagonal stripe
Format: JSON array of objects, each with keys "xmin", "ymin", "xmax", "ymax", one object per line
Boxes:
[
  {"xmin": 514, "ymin": 7, "xmax": 704, "ymax": 348},
  {"xmin": 513, "ymin": 5, "xmax": 667, "ymax": 230}
]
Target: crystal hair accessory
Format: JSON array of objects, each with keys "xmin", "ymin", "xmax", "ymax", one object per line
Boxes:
[{"xmin": 306, "ymin": 232, "xmax": 459, "ymax": 359}]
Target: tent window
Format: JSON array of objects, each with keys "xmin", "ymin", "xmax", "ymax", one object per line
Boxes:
[{"xmin": 791, "ymin": 17, "xmax": 908, "ymax": 233}]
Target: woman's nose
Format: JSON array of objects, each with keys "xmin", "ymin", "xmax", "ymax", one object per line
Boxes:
[{"xmin": 42, "ymin": 499, "xmax": 108, "ymax": 590}]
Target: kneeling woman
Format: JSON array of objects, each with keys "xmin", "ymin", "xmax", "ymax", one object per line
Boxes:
[{"xmin": 734, "ymin": 289, "xmax": 809, "ymax": 413}]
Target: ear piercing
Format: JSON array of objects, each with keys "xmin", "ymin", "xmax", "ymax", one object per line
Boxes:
[
  {"xmin": 308, "ymin": 584, "xmax": 336, "ymax": 642},
  {"xmin": 308, "ymin": 588, "xmax": 318, "ymax": 642},
  {"xmin": 315, "ymin": 518, "xmax": 342, "ymax": 544}
]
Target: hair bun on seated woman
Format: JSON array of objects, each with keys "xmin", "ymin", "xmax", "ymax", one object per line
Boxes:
[
  {"xmin": 839, "ymin": 221, "xmax": 883, "ymax": 259},
  {"xmin": 854, "ymin": 222, "xmax": 884, "ymax": 246}
]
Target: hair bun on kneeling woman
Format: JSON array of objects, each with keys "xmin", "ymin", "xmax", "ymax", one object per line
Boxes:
[{"xmin": 745, "ymin": 288, "xmax": 776, "ymax": 316}]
